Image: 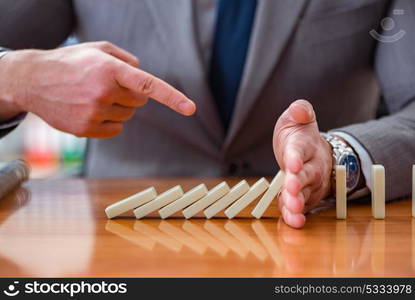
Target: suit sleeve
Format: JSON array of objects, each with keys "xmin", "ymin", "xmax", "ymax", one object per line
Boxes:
[
  {"xmin": 0, "ymin": 0, "xmax": 75, "ymax": 49},
  {"xmin": 0, "ymin": 1, "xmax": 75, "ymax": 138},
  {"xmin": 334, "ymin": 0, "xmax": 415, "ymax": 201}
]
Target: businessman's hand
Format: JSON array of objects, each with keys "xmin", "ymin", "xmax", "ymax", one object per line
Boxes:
[
  {"xmin": 273, "ymin": 99, "xmax": 333, "ymax": 228},
  {"xmin": 0, "ymin": 41, "xmax": 196, "ymax": 138}
]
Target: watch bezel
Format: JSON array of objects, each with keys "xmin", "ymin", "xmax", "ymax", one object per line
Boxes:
[{"xmin": 338, "ymin": 151, "xmax": 360, "ymax": 193}]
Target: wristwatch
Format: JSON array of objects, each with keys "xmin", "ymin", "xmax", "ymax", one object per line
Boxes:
[
  {"xmin": 0, "ymin": 47, "xmax": 10, "ymax": 59},
  {"xmin": 321, "ymin": 133, "xmax": 361, "ymax": 194}
]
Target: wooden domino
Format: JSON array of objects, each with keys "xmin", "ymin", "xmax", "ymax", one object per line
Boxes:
[
  {"xmin": 372, "ymin": 165, "xmax": 385, "ymax": 219},
  {"xmin": 203, "ymin": 180, "xmax": 250, "ymax": 219},
  {"xmin": 224, "ymin": 177, "xmax": 269, "ymax": 219},
  {"xmin": 182, "ymin": 182, "xmax": 230, "ymax": 219},
  {"xmin": 159, "ymin": 184, "xmax": 208, "ymax": 219},
  {"xmin": 105, "ymin": 187, "xmax": 157, "ymax": 219},
  {"xmin": 336, "ymin": 165, "xmax": 347, "ymax": 220},
  {"xmin": 133, "ymin": 185, "xmax": 183, "ymax": 219},
  {"xmin": 251, "ymin": 171, "xmax": 285, "ymax": 219}
]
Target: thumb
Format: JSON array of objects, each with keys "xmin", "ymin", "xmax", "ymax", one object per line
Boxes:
[
  {"xmin": 288, "ymin": 99, "xmax": 315, "ymax": 124},
  {"xmin": 273, "ymin": 99, "xmax": 317, "ymax": 170}
]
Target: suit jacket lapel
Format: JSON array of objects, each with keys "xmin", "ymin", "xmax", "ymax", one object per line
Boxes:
[
  {"xmin": 224, "ymin": 0, "xmax": 309, "ymax": 151},
  {"xmin": 144, "ymin": 0, "xmax": 224, "ymax": 146}
]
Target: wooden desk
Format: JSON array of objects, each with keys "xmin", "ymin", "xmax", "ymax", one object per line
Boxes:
[{"xmin": 0, "ymin": 178, "xmax": 414, "ymax": 277}]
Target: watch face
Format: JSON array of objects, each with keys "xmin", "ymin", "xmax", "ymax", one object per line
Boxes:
[{"xmin": 340, "ymin": 154, "xmax": 360, "ymax": 191}]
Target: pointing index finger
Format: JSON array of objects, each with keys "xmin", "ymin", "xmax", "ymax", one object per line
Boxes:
[{"xmin": 114, "ymin": 63, "xmax": 196, "ymax": 116}]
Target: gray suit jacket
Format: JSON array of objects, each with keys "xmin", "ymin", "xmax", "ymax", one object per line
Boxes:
[{"xmin": 0, "ymin": 0, "xmax": 414, "ymax": 201}]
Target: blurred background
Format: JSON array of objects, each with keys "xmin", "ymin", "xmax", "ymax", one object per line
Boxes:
[{"xmin": 0, "ymin": 36, "xmax": 86, "ymax": 179}]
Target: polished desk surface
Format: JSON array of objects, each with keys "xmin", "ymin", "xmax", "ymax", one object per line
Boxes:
[{"xmin": 0, "ymin": 178, "xmax": 414, "ymax": 278}]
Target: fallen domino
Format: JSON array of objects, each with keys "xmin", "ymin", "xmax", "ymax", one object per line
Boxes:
[
  {"xmin": 182, "ymin": 182, "xmax": 230, "ymax": 219},
  {"xmin": 224, "ymin": 177, "xmax": 269, "ymax": 219},
  {"xmin": 159, "ymin": 184, "xmax": 208, "ymax": 219},
  {"xmin": 134, "ymin": 185, "xmax": 183, "ymax": 219},
  {"xmin": 251, "ymin": 171, "xmax": 284, "ymax": 219},
  {"xmin": 105, "ymin": 187, "xmax": 157, "ymax": 219},
  {"xmin": 204, "ymin": 180, "xmax": 250, "ymax": 219}
]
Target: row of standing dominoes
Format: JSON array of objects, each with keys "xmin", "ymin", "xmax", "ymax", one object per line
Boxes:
[
  {"xmin": 105, "ymin": 171, "xmax": 285, "ymax": 220},
  {"xmin": 336, "ymin": 164, "xmax": 415, "ymax": 220}
]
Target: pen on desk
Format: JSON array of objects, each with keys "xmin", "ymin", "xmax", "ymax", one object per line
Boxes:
[{"xmin": 0, "ymin": 159, "xmax": 30, "ymax": 200}]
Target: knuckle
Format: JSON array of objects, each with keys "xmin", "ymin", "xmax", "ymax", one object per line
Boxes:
[
  {"xmin": 83, "ymin": 49, "xmax": 103, "ymax": 64},
  {"xmin": 116, "ymin": 123, "xmax": 124, "ymax": 134},
  {"xmin": 85, "ymin": 57, "xmax": 116, "ymax": 79},
  {"xmin": 163, "ymin": 90, "xmax": 178, "ymax": 109},
  {"xmin": 117, "ymin": 111, "xmax": 132, "ymax": 122},
  {"xmin": 136, "ymin": 76, "xmax": 154, "ymax": 95},
  {"xmin": 128, "ymin": 56, "xmax": 140, "ymax": 67},
  {"xmin": 97, "ymin": 41, "xmax": 113, "ymax": 50},
  {"xmin": 125, "ymin": 108, "xmax": 136, "ymax": 120},
  {"xmin": 129, "ymin": 96, "xmax": 148, "ymax": 107},
  {"xmin": 90, "ymin": 85, "xmax": 111, "ymax": 103},
  {"xmin": 92, "ymin": 90, "xmax": 104, "ymax": 101},
  {"xmin": 85, "ymin": 104, "xmax": 103, "ymax": 121},
  {"xmin": 138, "ymin": 97, "xmax": 148, "ymax": 106},
  {"xmin": 109, "ymin": 123, "xmax": 123, "ymax": 137},
  {"xmin": 73, "ymin": 123, "xmax": 92, "ymax": 137},
  {"xmin": 97, "ymin": 59, "xmax": 115, "ymax": 74}
]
